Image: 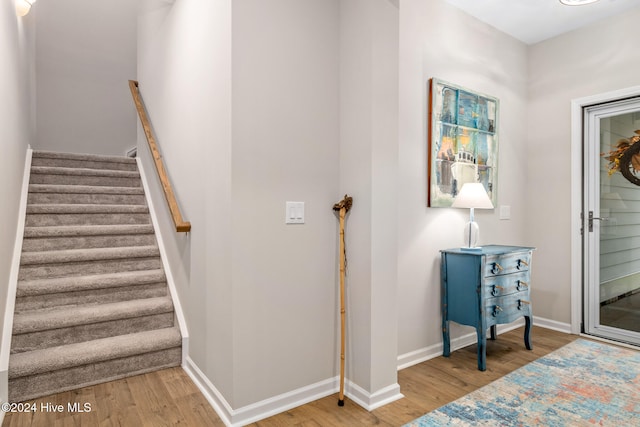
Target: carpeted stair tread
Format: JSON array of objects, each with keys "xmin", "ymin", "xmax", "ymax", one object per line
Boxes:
[
  {"xmin": 12, "ymin": 296, "xmax": 174, "ymax": 334},
  {"xmin": 9, "ymin": 327, "xmax": 181, "ymax": 379},
  {"xmin": 25, "ymin": 204, "xmax": 151, "ymax": 226},
  {"xmin": 10, "ymin": 149, "xmax": 180, "ymax": 401},
  {"xmin": 27, "ymin": 192, "xmax": 147, "ymax": 207},
  {"xmin": 17, "ymin": 269, "xmax": 166, "ymax": 297},
  {"xmin": 27, "ymin": 204, "xmax": 148, "ymax": 214},
  {"xmin": 25, "ymin": 213, "xmax": 151, "ymax": 227},
  {"xmin": 29, "ymin": 167, "xmax": 141, "ymax": 188},
  {"xmin": 29, "ymin": 184, "xmax": 144, "ymax": 195},
  {"xmin": 20, "ymin": 245, "xmax": 160, "ymax": 266},
  {"xmin": 23, "ymin": 224, "xmax": 154, "ymax": 238},
  {"xmin": 30, "ymin": 151, "xmax": 138, "ymax": 173},
  {"xmin": 18, "ymin": 258, "xmax": 163, "ymax": 281},
  {"xmin": 32, "ymin": 150, "xmax": 137, "ymax": 166},
  {"xmin": 21, "ymin": 228, "xmax": 157, "ymax": 252},
  {"xmin": 30, "ymin": 166, "xmax": 140, "ymax": 179}
]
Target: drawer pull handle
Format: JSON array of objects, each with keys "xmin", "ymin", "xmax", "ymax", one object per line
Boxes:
[
  {"xmin": 517, "ymin": 259, "xmax": 529, "ymax": 270},
  {"xmin": 492, "ymin": 305, "xmax": 503, "ymax": 317},
  {"xmin": 491, "ymin": 285, "xmax": 504, "ymax": 296},
  {"xmin": 518, "ymin": 300, "xmax": 531, "ymax": 310},
  {"xmin": 491, "ymin": 263, "xmax": 504, "ymax": 274},
  {"xmin": 517, "ymin": 281, "xmax": 529, "ymax": 291}
]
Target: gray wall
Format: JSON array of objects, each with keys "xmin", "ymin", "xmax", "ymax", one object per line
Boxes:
[
  {"xmin": 35, "ymin": 0, "xmax": 137, "ymax": 156},
  {"xmin": 0, "ymin": 0, "xmax": 33, "ymax": 404}
]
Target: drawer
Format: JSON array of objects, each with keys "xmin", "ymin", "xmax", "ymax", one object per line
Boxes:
[
  {"xmin": 485, "ymin": 291, "xmax": 531, "ymax": 324},
  {"xmin": 484, "ymin": 251, "xmax": 532, "ymax": 277},
  {"xmin": 484, "ymin": 271, "xmax": 531, "ymax": 299}
]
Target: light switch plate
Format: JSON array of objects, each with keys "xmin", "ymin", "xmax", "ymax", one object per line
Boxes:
[
  {"xmin": 500, "ymin": 205, "xmax": 511, "ymax": 220},
  {"xmin": 286, "ymin": 201, "xmax": 304, "ymax": 224}
]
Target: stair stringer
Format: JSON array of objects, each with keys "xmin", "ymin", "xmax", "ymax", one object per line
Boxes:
[
  {"xmin": 1, "ymin": 148, "xmax": 33, "ymax": 409},
  {"xmin": 136, "ymin": 157, "xmax": 189, "ymax": 365}
]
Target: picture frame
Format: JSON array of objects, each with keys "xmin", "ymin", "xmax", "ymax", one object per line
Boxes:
[{"xmin": 428, "ymin": 78, "xmax": 499, "ymax": 207}]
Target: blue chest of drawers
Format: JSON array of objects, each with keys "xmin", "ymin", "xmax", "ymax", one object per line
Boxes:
[{"xmin": 440, "ymin": 245, "xmax": 535, "ymax": 371}]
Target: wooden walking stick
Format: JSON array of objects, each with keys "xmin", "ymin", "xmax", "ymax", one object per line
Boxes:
[{"xmin": 332, "ymin": 194, "xmax": 352, "ymax": 407}]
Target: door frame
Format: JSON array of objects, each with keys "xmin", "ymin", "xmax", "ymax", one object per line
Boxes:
[{"xmin": 570, "ymin": 85, "xmax": 640, "ymax": 335}]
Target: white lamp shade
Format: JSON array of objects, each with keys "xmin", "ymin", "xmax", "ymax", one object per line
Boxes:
[
  {"xmin": 559, "ymin": 0, "xmax": 600, "ymax": 5},
  {"xmin": 451, "ymin": 183, "xmax": 494, "ymax": 209},
  {"xmin": 16, "ymin": 0, "xmax": 36, "ymax": 17}
]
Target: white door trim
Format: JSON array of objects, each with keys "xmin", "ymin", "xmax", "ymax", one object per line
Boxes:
[{"xmin": 570, "ymin": 85, "xmax": 640, "ymax": 336}]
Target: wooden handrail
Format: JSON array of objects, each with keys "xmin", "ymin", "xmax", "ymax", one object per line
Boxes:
[{"xmin": 129, "ymin": 80, "xmax": 191, "ymax": 233}]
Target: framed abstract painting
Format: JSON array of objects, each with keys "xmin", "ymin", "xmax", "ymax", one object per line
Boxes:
[{"xmin": 428, "ymin": 78, "xmax": 499, "ymax": 207}]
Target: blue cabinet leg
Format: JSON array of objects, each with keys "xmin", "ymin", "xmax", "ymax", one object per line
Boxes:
[
  {"xmin": 443, "ymin": 320, "xmax": 451, "ymax": 357},
  {"xmin": 476, "ymin": 327, "xmax": 487, "ymax": 371},
  {"xmin": 489, "ymin": 325, "xmax": 497, "ymax": 340},
  {"xmin": 524, "ymin": 316, "xmax": 532, "ymax": 350}
]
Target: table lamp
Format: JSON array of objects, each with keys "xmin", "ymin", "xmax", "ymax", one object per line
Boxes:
[
  {"xmin": 451, "ymin": 183, "xmax": 494, "ymax": 250},
  {"xmin": 16, "ymin": 0, "xmax": 37, "ymax": 16}
]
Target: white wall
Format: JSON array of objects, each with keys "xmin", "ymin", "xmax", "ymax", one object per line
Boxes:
[
  {"xmin": 139, "ymin": 0, "xmax": 536, "ymax": 415},
  {"xmin": 527, "ymin": 7, "xmax": 640, "ymax": 323},
  {"xmin": 137, "ymin": 0, "xmax": 234, "ymax": 405},
  {"xmin": 35, "ymin": 0, "xmax": 137, "ymax": 156},
  {"xmin": 139, "ymin": 0, "xmax": 345, "ymax": 411},
  {"xmin": 135, "ymin": 0, "xmax": 640, "ymax": 420},
  {"xmin": 0, "ymin": 0, "xmax": 33, "ymax": 405},
  {"xmin": 2, "ymin": 0, "xmax": 634, "ymax": 420},
  {"xmin": 398, "ymin": 0, "xmax": 529, "ymax": 358},
  {"xmin": 339, "ymin": 0, "xmax": 400, "ymax": 401},
  {"xmin": 231, "ymin": 0, "xmax": 340, "ymax": 407}
]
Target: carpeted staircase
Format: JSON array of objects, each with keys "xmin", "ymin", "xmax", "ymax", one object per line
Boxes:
[{"xmin": 8, "ymin": 150, "xmax": 182, "ymax": 403}]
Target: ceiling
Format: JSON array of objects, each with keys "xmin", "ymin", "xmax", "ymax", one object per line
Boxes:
[{"xmin": 444, "ymin": 0, "xmax": 640, "ymax": 45}]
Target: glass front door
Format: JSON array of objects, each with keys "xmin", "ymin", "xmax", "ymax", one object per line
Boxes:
[{"xmin": 584, "ymin": 99, "xmax": 640, "ymax": 346}]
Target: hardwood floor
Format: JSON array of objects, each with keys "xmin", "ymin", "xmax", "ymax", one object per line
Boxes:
[
  {"xmin": 2, "ymin": 367, "xmax": 225, "ymax": 427},
  {"xmin": 3, "ymin": 326, "xmax": 576, "ymax": 427},
  {"xmin": 252, "ymin": 326, "xmax": 577, "ymax": 427}
]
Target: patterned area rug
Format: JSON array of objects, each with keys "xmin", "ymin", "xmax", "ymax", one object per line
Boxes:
[{"xmin": 405, "ymin": 339, "xmax": 640, "ymax": 426}]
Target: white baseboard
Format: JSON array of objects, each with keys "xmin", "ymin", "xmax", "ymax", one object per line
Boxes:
[
  {"xmin": 182, "ymin": 358, "xmax": 235, "ymax": 426},
  {"xmin": 184, "ymin": 357, "xmax": 336, "ymax": 426},
  {"xmin": 184, "ymin": 356, "xmax": 403, "ymax": 426},
  {"xmin": 345, "ymin": 381, "xmax": 403, "ymax": 411},
  {"xmin": 397, "ymin": 317, "xmax": 574, "ymax": 371},
  {"xmin": 532, "ymin": 316, "xmax": 572, "ymax": 334},
  {"xmin": 1, "ymin": 148, "xmax": 33, "ymax": 405}
]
